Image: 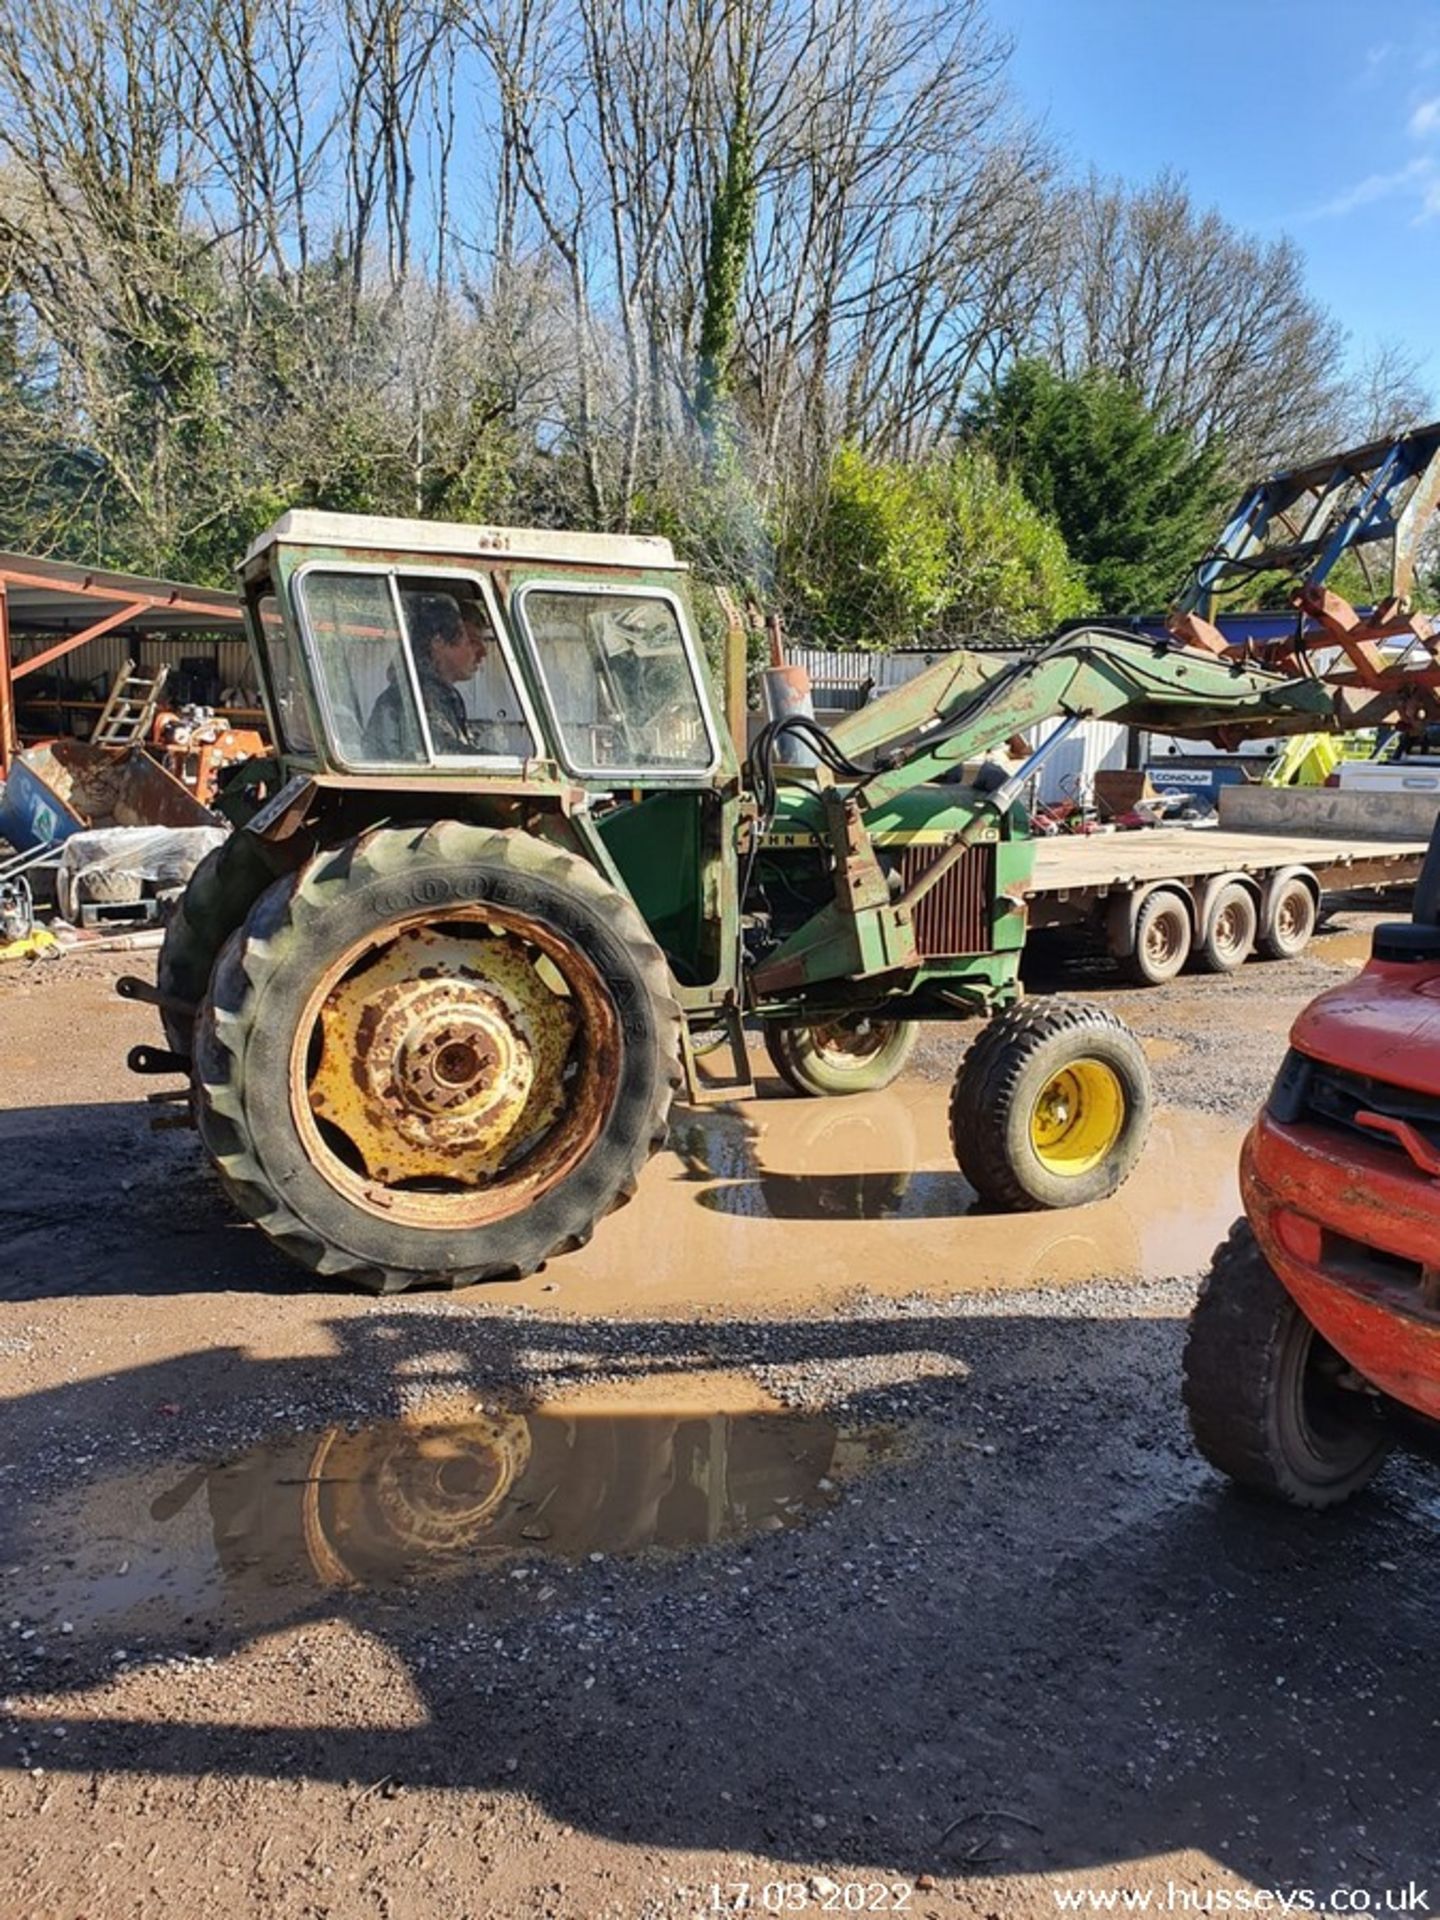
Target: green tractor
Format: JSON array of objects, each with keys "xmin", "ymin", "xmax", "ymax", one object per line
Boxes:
[{"xmin": 132, "ymin": 510, "xmax": 1342, "ymax": 1294}]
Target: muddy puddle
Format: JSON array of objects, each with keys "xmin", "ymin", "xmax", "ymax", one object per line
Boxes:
[
  {"xmin": 1311, "ymin": 924, "xmax": 1378, "ymax": 969},
  {"xmin": 18, "ymin": 1386, "xmax": 880, "ymax": 1639},
  {"xmin": 495, "ymin": 1084, "xmax": 1244, "ymax": 1313}
]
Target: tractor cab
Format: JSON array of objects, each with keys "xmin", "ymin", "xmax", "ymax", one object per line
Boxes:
[
  {"xmin": 237, "ymin": 512, "xmax": 743, "ymax": 1002},
  {"xmin": 240, "ymin": 511, "xmax": 729, "ymax": 788}
]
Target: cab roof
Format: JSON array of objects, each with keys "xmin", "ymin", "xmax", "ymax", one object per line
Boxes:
[{"xmin": 244, "ymin": 510, "xmax": 683, "ymax": 575}]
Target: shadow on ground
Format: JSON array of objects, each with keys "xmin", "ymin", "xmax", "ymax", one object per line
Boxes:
[
  {"xmin": 2, "ymin": 1300, "xmax": 1435, "ymax": 1895},
  {"xmin": 0, "ymin": 1098, "xmax": 309, "ymax": 1300}
]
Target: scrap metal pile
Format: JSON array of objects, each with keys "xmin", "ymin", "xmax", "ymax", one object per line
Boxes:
[{"xmin": 0, "ymin": 557, "xmax": 256, "ymax": 960}]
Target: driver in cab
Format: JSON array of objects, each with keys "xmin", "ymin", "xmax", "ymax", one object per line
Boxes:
[{"xmin": 365, "ymin": 593, "xmax": 488, "ymax": 759}]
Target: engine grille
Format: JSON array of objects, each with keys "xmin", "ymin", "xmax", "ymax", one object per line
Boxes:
[
  {"xmin": 1271, "ymin": 1049, "xmax": 1440, "ymax": 1154},
  {"xmin": 896, "ymin": 843, "xmax": 993, "ymax": 956}
]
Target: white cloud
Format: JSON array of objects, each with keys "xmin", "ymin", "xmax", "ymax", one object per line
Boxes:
[
  {"xmin": 1312, "ymin": 156, "xmax": 1434, "ymax": 218},
  {"xmin": 1410, "ymin": 96, "xmax": 1440, "ymax": 138}
]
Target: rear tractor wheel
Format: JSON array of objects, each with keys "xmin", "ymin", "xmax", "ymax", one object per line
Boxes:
[
  {"xmin": 949, "ymin": 997, "xmax": 1152, "ymax": 1210},
  {"xmin": 192, "ymin": 822, "xmax": 683, "ymax": 1293},
  {"xmin": 762, "ymin": 1014, "xmax": 919, "ymax": 1097},
  {"xmin": 1183, "ymin": 1219, "xmax": 1391, "ymax": 1507}
]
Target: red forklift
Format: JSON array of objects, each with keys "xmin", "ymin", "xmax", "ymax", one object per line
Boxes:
[{"xmin": 1184, "ymin": 821, "xmax": 1440, "ymax": 1505}]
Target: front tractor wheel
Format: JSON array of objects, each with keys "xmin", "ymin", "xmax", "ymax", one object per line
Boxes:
[
  {"xmin": 762, "ymin": 1014, "xmax": 919, "ymax": 1097},
  {"xmin": 949, "ymin": 998, "xmax": 1152, "ymax": 1210},
  {"xmin": 1183, "ymin": 1220, "xmax": 1391, "ymax": 1508},
  {"xmin": 192, "ymin": 823, "xmax": 683, "ymax": 1294}
]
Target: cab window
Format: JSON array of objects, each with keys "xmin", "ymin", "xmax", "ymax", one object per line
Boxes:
[
  {"xmin": 255, "ymin": 589, "xmax": 316, "ymax": 756},
  {"xmin": 293, "ymin": 570, "xmax": 534, "ymax": 768},
  {"xmin": 518, "ymin": 588, "xmax": 713, "ymax": 775}
]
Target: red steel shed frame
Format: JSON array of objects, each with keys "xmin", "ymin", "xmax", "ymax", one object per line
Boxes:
[{"xmin": 0, "ymin": 552, "xmax": 244, "ymax": 775}]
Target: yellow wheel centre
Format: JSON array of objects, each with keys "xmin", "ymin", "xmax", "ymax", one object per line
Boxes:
[
  {"xmin": 1028, "ymin": 1058, "xmax": 1126, "ymax": 1175},
  {"xmin": 308, "ymin": 926, "xmax": 578, "ymax": 1184}
]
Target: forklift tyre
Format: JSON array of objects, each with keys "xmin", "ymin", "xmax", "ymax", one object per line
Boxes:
[
  {"xmin": 192, "ymin": 822, "xmax": 683, "ymax": 1295},
  {"xmin": 1119, "ymin": 889, "xmax": 1191, "ymax": 986},
  {"xmin": 1193, "ymin": 882, "xmax": 1257, "ymax": 975},
  {"xmin": 949, "ymin": 998, "xmax": 1151, "ymax": 1210},
  {"xmin": 1182, "ymin": 1219, "xmax": 1391, "ymax": 1508},
  {"xmin": 762, "ymin": 1016, "xmax": 919, "ymax": 1097}
]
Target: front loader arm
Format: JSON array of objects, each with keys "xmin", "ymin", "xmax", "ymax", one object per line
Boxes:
[
  {"xmin": 826, "ymin": 627, "xmax": 1343, "ymax": 815},
  {"xmin": 747, "ymin": 628, "xmax": 1353, "ymax": 1001}
]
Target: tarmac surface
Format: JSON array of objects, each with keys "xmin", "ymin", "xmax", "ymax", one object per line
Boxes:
[{"xmin": 1, "ymin": 902, "xmax": 1435, "ymax": 1920}]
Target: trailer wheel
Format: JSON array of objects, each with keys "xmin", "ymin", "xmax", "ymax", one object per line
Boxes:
[
  {"xmin": 949, "ymin": 998, "xmax": 1151, "ymax": 1210},
  {"xmin": 1194, "ymin": 882, "xmax": 1257, "ymax": 974},
  {"xmin": 1183, "ymin": 1219, "xmax": 1391, "ymax": 1507},
  {"xmin": 192, "ymin": 822, "xmax": 683, "ymax": 1294},
  {"xmin": 1256, "ymin": 875, "xmax": 1317, "ymax": 961},
  {"xmin": 762, "ymin": 1015, "xmax": 918, "ymax": 1096},
  {"xmin": 1119, "ymin": 889, "xmax": 1191, "ymax": 985}
]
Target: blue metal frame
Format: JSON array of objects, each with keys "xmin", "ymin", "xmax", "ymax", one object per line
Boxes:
[{"xmin": 1175, "ymin": 422, "xmax": 1440, "ymax": 617}]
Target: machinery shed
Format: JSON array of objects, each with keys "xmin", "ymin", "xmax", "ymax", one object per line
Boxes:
[{"xmin": 0, "ymin": 553, "xmax": 248, "ymax": 775}]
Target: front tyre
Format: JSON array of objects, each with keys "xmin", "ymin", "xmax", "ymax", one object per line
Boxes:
[
  {"xmin": 193, "ymin": 822, "xmax": 682, "ymax": 1294},
  {"xmin": 949, "ymin": 997, "xmax": 1152, "ymax": 1210},
  {"xmin": 1182, "ymin": 1219, "xmax": 1391, "ymax": 1507},
  {"xmin": 156, "ymin": 833, "xmax": 296, "ymax": 1055},
  {"xmin": 762, "ymin": 1015, "xmax": 918, "ymax": 1097}
]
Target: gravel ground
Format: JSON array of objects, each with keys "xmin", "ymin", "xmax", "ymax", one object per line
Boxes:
[{"xmin": 2, "ymin": 899, "xmax": 1435, "ymax": 1920}]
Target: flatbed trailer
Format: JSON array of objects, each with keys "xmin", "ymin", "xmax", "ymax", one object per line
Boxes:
[{"xmin": 1025, "ymin": 784, "xmax": 1434, "ymax": 982}]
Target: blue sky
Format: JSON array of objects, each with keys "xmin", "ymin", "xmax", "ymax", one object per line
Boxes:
[{"xmin": 989, "ymin": 0, "xmax": 1440, "ymax": 399}]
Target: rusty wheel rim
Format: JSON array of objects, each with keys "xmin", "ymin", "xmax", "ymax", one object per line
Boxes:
[
  {"xmin": 290, "ymin": 907, "xmax": 619, "ymax": 1231},
  {"xmin": 1276, "ymin": 892, "xmax": 1305, "ymax": 943}
]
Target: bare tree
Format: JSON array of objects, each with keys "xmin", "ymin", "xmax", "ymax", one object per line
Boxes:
[
  {"xmin": 1342, "ymin": 337, "xmax": 1434, "ymax": 445},
  {"xmin": 1035, "ymin": 171, "xmax": 1348, "ymax": 474}
]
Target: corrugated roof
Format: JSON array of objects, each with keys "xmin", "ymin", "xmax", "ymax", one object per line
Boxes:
[{"xmin": 0, "ymin": 552, "xmax": 242, "ymax": 634}]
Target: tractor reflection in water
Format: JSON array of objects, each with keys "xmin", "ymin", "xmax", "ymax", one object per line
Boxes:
[{"xmin": 145, "ymin": 1404, "xmax": 851, "ymax": 1616}]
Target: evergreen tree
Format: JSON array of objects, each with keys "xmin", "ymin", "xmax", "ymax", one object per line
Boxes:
[{"xmin": 973, "ymin": 360, "xmax": 1226, "ymax": 615}]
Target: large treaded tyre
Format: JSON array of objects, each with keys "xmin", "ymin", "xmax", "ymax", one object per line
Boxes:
[
  {"xmin": 157, "ymin": 834, "xmax": 293, "ymax": 1054},
  {"xmin": 762, "ymin": 1016, "xmax": 918, "ymax": 1097},
  {"xmin": 949, "ymin": 997, "xmax": 1152, "ymax": 1210},
  {"xmin": 192, "ymin": 822, "xmax": 683, "ymax": 1294},
  {"xmin": 1182, "ymin": 1219, "xmax": 1392, "ymax": 1508},
  {"xmin": 1119, "ymin": 889, "xmax": 1191, "ymax": 986}
]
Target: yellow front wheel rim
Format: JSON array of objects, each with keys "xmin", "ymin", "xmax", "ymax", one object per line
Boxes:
[{"xmin": 1029, "ymin": 1059, "xmax": 1126, "ymax": 1176}]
